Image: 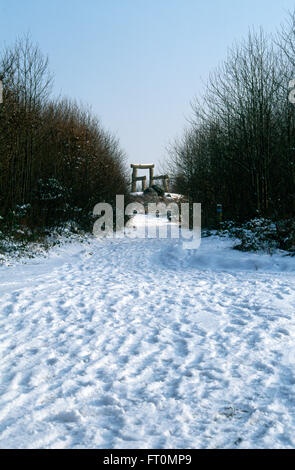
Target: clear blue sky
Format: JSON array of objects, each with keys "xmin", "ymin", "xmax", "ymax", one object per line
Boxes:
[{"xmin": 1, "ymin": 0, "xmax": 295, "ymax": 171}]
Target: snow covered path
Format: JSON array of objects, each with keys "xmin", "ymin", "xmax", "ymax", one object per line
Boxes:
[{"xmin": 1, "ymin": 218, "xmax": 295, "ymax": 448}]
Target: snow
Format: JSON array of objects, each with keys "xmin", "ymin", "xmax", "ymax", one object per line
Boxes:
[
  {"xmin": 130, "ymin": 192, "xmax": 183, "ymax": 199},
  {"xmin": 164, "ymin": 193, "xmax": 183, "ymax": 199},
  {"xmin": 0, "ymin": 215, "xmax": 295, "ymax": 448}
]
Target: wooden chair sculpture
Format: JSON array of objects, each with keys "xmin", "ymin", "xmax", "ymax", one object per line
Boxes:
[{"xmin": 131, "ymin": 164, "xmax": 169, "ymax": 192}]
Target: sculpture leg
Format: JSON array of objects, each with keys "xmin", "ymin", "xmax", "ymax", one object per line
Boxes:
[
  {"xmin": 132, "ymin": 168, "xmax": 138, "ymax": 192},
  {"xmin": 142, "ymin": 176, "xmax": 146, "ymax": 191},
  {"xmin": 164, "ymin": 177, "xmax": 169, "ymax": 192},
  {"xmin": 149, "ymin": 168, "xmax": 154, "ymax": 187}
]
